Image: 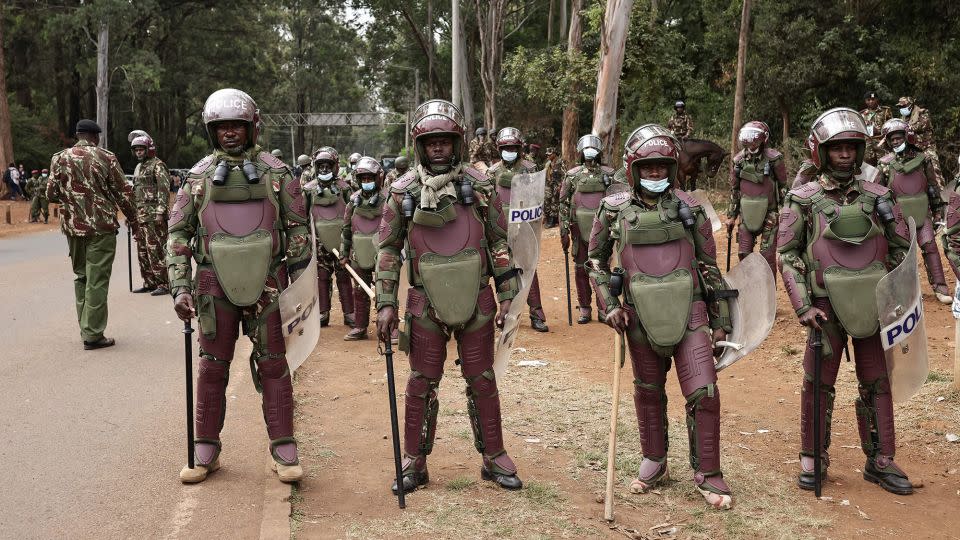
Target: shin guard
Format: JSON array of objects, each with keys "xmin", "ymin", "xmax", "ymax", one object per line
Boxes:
[
  {"xmin": 685, "ymin": 384, "xmax": 722, "ymax": 475},
  {"xmin": 627, "ymin": 334, "xmax": 669, "ymax": 460},
  {"xmin": 258, "ymin": 355, "xmax": 297, "ymax": 465},
  {"xmin": 527, "ymin": 271, "xmax": 546, "ymax": 320},
  {"xmin": 352, "ymin": 269, "xmax": 373, "ymax": 328},
  {"xmin": 335, "ymin": 267, "xmax": 355, "ymax": 315},
  {"xmin": 737, "ymin": 226, "xmax": 757, "ymax": 260},
  {"xmin": 403, "ymin": 372, "xmax": 440, "ymax": 457},
  {"xmin": 922, "ymin": 238, "xmax": 948, "ymax": 289},
  {"xmin": 195, "ymin": 354, "xmax": 230, "ymax": 443},
  {"xmin": 574, "ymin": 263, "xmax": 592, "ymax": 309},
  {"xmin": 853, "ymin": 334, "xmax": 897, "ymax": 459},
  {"xmin": 317, "ymin": 266, "xmax": 332, "ymax": 313}
]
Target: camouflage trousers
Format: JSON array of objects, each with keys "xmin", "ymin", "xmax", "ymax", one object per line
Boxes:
[
  {"xmin": 544, "ymin": 175, "xmax": 562, "ymax": 223},
  {"xmin": 134, "ymin": 216, "xmax": 169, "ymax": 289},
  {"xmin": 30, "ymin": 195, "xmax": 49, "ymax": 221}
]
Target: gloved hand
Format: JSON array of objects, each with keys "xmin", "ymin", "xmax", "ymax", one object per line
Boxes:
[{"xmin": 560, "ymin": 230, "xmax": 570, "ymax": 251}]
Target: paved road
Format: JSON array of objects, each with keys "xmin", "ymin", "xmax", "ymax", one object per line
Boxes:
[{"xmin": 0, "ymin": 228, "xmax": 270, "ymax": 539}]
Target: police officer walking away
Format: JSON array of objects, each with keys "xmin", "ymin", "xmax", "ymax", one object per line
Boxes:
[{"xmin": 47, "ymin": 119, "xmax": 138, "ymax": 350}]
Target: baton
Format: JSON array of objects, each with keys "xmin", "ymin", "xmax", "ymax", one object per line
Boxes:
[
  {"xmin": 383, "ymin": 339, "xmax": 406, "ymax": 509},
  {"xmin": 332, "ymin": 248, "xmax": 375, "ymax": 300},
  {"xmin": 812, "ymin": 326, "xmax": 823, "ymax": 498},
  {"xmin": 604, "ymin": 268, "xmax": 625, "ymax": 521},
  {"xmin": 725, "ymin": 228, "xmax": 732, "ymax": 272},
  {"xmin": 127, "ymin": 226, "xmax": 133, "ymax": 292},
  {"xmin": 563, "ymin": 248, "xmax": 573, "ymax": 326},
  {"xmin": 184, "ymin": 319, "xmax": 195, "ymax": 470}
]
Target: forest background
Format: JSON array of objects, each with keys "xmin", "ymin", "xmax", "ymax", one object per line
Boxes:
[{"xmin": 1, "ymin": 0, "xmax": 959, "ymax": 181}]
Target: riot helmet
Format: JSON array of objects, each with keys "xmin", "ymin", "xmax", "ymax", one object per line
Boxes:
[
  {"xmin": 355, "ymin": 156, "xmax": 384, "ymax": 192},
  {"xmin": 411, "ymin": 99, "xmax": 466, "ymax": 173},
  {"xmin": 202, "ymin": 88, "xmax": 260, "ymax": 151},
  {"xmin": 738, "ymin": 121, "xmax": 770, "ymax": 156},
  {"xmin": 130, "ymin": 134, "xmax": 157, "ymax": 160},
  {"xmin": 623, "ymin": 124, "xmax": 681, "ymax": 189},
  {"xmin": 808, "ymin": 107, "xmax": 867, "ymax": 171},
  {"xmin": 880, "ymin": 118, "xmax": 917, "ymax": 152},
  {"xmin": 576, "ymin": 134, "xmax": 603, "ymax": 164},
  {"xmin": 313, "ymin": 146, "xmax": 340, "ymax": 180}
]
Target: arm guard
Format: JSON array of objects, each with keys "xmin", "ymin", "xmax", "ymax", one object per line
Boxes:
[
  {"xmin": 883, "ymin": 202, "xmax": 911, "ymax": 266},
  {"xmin": 586, "ymin": 204, "xmax": 620, "ymax": 315},
  {"xmin": 692, "ymin": 208, "xmax": 731, "ymax": 331},
  {"xmin": 942, "ymin": 193, "xmax": 960, "ymax": 279},
  {"xmin": 557, "ymin": 177, "xmax": 573, "ymax": 233},
  {"xmin": 278, "ymin": 170, "xmax": 311, "ymax": 280},
  {"xmin": 340, "ymin": 201, "xmax": 355, "ymax": 257},
  {"xmin": 773, "ymin": 156, "xmax": 789, "ymax": 204},
  {"xmin": 776, "ymin": 198, "xmax": 812, "ymax": 315},
  {"xmin": 167, "ymin": 179, "xmax": 199, "ymax": 295},
  {"xmin": 375, "ymin": 193, "xmax": 406, "ymax": 309}
]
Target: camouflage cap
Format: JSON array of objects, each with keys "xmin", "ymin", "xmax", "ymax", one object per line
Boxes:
[
  {"xmin": 546, "ymin": 147, "xmax": 556, "ymax": 155},
  {"xmin": 897, "ymin": 96, "xmax": 913, "ymax": 107},
  {"xmin": 76, "ymin": 119, "xmax": 102, "ymax": 134}
]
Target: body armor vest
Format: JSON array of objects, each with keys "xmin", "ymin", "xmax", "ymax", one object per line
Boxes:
[
  {"xmin": 883, "ymin": 154, "xmax": 928, "ymax": 226},
  {"xmin": 805, "ymin": 188, "xmax": 888, "ymax": 338},
  {"xmin": 350, "ymin": 196, "xmax": 383, "ymax": 270},
  {"xmin": 407, "ymin": 191, "xmax": 488, "ymax": 327},
  {"xmin": 197, "ymin": 166, "xmax": 281, "ymax": 306},
  {"xmin": 736, "ymin": 156, "xmax": 776, "ymax": 233},
  {"xmin": 311, "ymin": 179, "xmax": 349, "ymax": 252},
  {"xmin": 134, "ymin": 159, "xmax": 158, "ymax": 205},
  {"xmin": 617, "ymin": 199, "xmax": 699, "ymax": 347},
  {"xmin": 571, "ymin": 167, "xmax": 610, "ymax": 238}
]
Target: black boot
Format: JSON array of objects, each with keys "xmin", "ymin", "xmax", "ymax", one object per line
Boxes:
[
  {"xmin": 391, "ymin": 457, "xmax": 429, "ymax": 495},
  {"xmin": 481, "ymin": 455, "xmax": 523, "ymax": 491},
  {"xmin": 796, "ymin": 455, "xmax": 827, "ymax": 491},
  {"xmin": 576, "ymin": 307, "xmax": 591, "ymax": 324},
  {"xmin": 132, "ymin": 286, "xmax": 154, "ymax": 294},
  {"xmin": 864, "ymin": 455, "xmax": 913, "ymax": 495},
  {"xmin": 530, "ymin": 317, "xmax": 549, "ymax": 333}
]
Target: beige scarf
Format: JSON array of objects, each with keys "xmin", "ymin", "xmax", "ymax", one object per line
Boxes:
[{"xmin": 418, "ymin": 163, "xmax": 462, "ymax": 209}]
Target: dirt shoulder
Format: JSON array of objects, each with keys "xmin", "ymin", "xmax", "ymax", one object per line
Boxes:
[
  {"xmin": 291, "ymin": 222, "xmax": 959, "ymax": 539},
  {"xmin": 0, "ymin": 200, "xmax": 60, "ymax": 239}
]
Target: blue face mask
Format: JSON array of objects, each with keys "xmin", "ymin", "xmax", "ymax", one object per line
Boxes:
[
  {"xmin": 318, "ymin": 172, "xmax": 334, "ymax": 181},
  {"xmin": 639, "ymin": 178, "xmax": 671, "ymax": 193},
  {"xmin": 501, "ymin": 150, "xmax": 518, "ymax": 162},
  {"xmin": 583, "ymin": 148, "xmax": 600, "ymax": 160},
  {"xmin": 894, "ymin": 142, "xmax": 906, "ymax": 153},
  {"xmin": 362, "ymin": 181, "xmax": 376, "ymax": 192},
  {"xmin": 899, "ymin": 107, "xmax": 911, "ymax": 117}
]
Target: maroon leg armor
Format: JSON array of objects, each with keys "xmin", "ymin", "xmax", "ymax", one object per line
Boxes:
[
  {"xmin": 919, "ymin": 218, "xmax": 948, "ymax": 289},
  {"xmin": 334, "ymin": 267, "xmax": 355, "ymax": 316},
  {"xmin": 673, "ymin": 328, "xmax": 720, "ymax": 471},
  {"xmin": 736, "ymin": 224, "xmax": 757, "ymax": 261},
  {"xmin": 526, "ymin": 271, "xmax": 546, "ymax": 321},
  {"xmin": 626, "ymin": 332, "xmax": 669, "ymax": 461},
  {"xmin": 852, "ymin": 333, "xmax": 896, "ymax": 458},
  {"xmin": 573, "ymin": 236, "xmax": 592, "ymax": 309},
  {"xmin": 317, "ymin": 266, "xmax": 332, "ymax": 313},
  {"xmin": 253, "ymin": 307, "xmax": 297, "ymax": 465},
  {"xmin": 195, "ymin": 301, "xmax": 241, "ymax": 466},
  {"xmin": 403, "ymin": 315, "xmax": 447, "ymax": 460},
  {"xmin": 800, "ymin": 298, "xmax": 843, "ymax": 458},
  {"xmin": 352, "ymin": 268, "xmax": 373, "ymax": 328}
]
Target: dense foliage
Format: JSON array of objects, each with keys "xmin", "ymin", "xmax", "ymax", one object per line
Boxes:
[{"xmin": 3, "ymin": 0, "xmax": 960, "ymax": 177}]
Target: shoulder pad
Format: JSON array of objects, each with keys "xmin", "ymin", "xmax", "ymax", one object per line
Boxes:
[
  {"xmin": 190, "ymin": 154, "xmax": 216, "ymax": 175},
  {"xmin": 789, "ymin": 181, "xmax": 822, "ymax": 201},
  {"xmin": 463, "ymin": 166, "xmax": 487, "ymax": 183},
  {"xmin": 390, "ymin": 171, "xmax": 418, "ymax": 192},
  {"xmin": 567, "ymin": 165, "xmax": 584, "ymax": 175},
  {"xmin": 258, "ymin": 151, "xmax": 285, "ymax": 169},
  {"xmin": 520, "ymin": 159, "xmax": 536, "ymax": 170},
  {"xmin": 878, "ymin": 153, "xmax": 895, "ymax": 165},
  {"xmin": 860, "ymin": 180, "xmax": 889, "ymax": 197},
  {"xmin": 674, "ymin": 189, "xmax": 701, "ymax": 208},
  {"xmin": 600, "ymin": 165, "xmax": 615, "ymax": 175},
  {"xmin": 601, "ymin": 190, "xmax": 631, "ymax": 208},
  {"xmin": 487, "ymin": 162, "xmax": 502, "ymax": 174},
  {"xmin": 763, "ymin": 148, "xmax": 782, "ymax": 160}
]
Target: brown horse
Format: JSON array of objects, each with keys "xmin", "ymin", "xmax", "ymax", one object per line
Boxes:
[{"xmin": 678, "ymin": 139, "xmax": 727, "ymax": 191}]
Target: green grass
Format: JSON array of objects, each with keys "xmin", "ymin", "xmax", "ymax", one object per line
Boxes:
[{"xmin": 446, "ymin": 476, "xmax": 476, "ymax": 491}]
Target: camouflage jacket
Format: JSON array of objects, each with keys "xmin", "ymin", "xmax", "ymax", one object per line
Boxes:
[
  {"xmin": 133, "ymin": 156, "xmax": 172, "ymax": 222},
  {"xmin": 24, "ymin": 175, "xmax": 43, "ymax": 198},
  {"xmin": 47, "ymin": 139, "xmax": 137, "ymax": 237},
  {"xmin": 587, "ymin": 189, "xmax": 731, "ymax": 331},
  {"xmin": 166, "ymin": 146, "xmax": 312, "ymax": 297},
  {"xmin": 468, "ymin": 138, "xmax": 490, "ymax": 164},
  {"xmin": 667, "ymin": 113, "xmax": 694, "ymax": 140},
  {"xmin": 557, "ymin": 163, "xmax": 621, "ymax": 233},
  {"xmin": 860, "ymin": 106, "xmax": 892, "ymax": 141},
  {"xmin": 905, "ymin": 107, "xmax": 935, "ymax": 149},
  {"xmin": 544, "ymin": 157, "xmax": 566, "ymax": 184},
  {"xmin": 374, "ymin": 164, "xmax": 520, "ymax": 310}
]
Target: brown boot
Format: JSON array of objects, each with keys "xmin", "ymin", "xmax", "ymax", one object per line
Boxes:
[{"xmin": 343, "ymin": 327, "xmax": 368, "ymax": 341}]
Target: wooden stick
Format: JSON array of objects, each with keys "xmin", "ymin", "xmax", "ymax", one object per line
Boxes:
[
  {"xmin": 604, "ymin": 331, "xmax": 624, "ymax": 522},
  {"xmin": 953, "ymin": 319, "xmax": 960, "ymax": 392},
  {"xmin": 331, "ymin": 248, "xmax": 375, "ymax": 300}
]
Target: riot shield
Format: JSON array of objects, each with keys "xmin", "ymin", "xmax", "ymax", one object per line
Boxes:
[
  {"xmin": 280, "ymin": 218, "xmax": 321, "ymax": 372},
  {"xmin": 494, "ymin": 169, "xmax": 546, "ymax": 378},
  {"xmin": 858, "ymin": 162, "xmax": 880, "ymax": 184},
  {"xmin": 690, "ymin": 189, "xmax": 722, "ymax": 233},
  {"xmin": 715, "ymin": 252, "xmax": 777, "ymax": 371},
  {"xmin": 876, "ymin": 217, "xmax": 928, "ymax": 402}
]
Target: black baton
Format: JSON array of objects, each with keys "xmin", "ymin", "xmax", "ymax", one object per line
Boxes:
[
  {"xmin": 564, "ymin": 248, "xmax": 573, "ymax": 326},
  {"xmin": 812, "ymin": 327, "xmax": 823, "ymax": 497},
  {"xmin": 725, "ymin": 229, "xmax": 732, "ymax": 272},
  {"xmin": 383, "ymin": 339, "xmax": 406, "ymax": 508},
  {"xmin": 184, "ymin": 319, "xmax": 195, "ymax": 470},
  {"xmin": 127, "ymin": 226, "xmax": 133, "ymax": 292}
]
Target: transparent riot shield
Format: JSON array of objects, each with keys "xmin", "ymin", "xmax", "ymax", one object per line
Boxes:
[
  {"xmin": 715, "ymin": 252, "xmax": 777, "ymax": 371},
  {"xmin": 690, "ymin": 189, "xmax": 722, "ymax": 233},
  {"xmin": 876, "ymin": 217, "xmax": 928, "ymax": 402},
  {"xmin": 494, "ymin": 169, "xmax": 546, "ymax": 378},
  {"xmin": 280, "ymin": 218, "xmax": 321, "ymax": 372}
]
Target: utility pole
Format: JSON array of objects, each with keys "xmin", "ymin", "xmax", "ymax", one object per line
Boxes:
[
  {"xmin": 452, "ymin": 0, "xmax": 462, "ymax": 109},
  {"xmin": 96, "ymin": 20, "xmax": 109, "ymax": 148}
]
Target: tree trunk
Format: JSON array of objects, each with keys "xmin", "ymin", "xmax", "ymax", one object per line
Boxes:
[
  {"xmin": 561, "ymin": 0, "xmax": 583, "ymax": 166},
  {"xmin": 592, "ymin": 0, "xmax": 634, "ymax": 164},
  {"xmin": 452, "ymin": 0, "xmax": 462, "ymax": 109},
  {"xmin": 730, "ymin": 0, "xmax": 752, "ymax": 173},
  {"xmin": 0, "ymin": 10, "xmax": 14, "ymax": 198},
  {"xmin": 779, "ymin": 97, "xmax": 791, "ymax": 171},
  {"xmin": 452, "ymin": 1, "xmax": 475, "ymax": 139},
  {"xmin": 475, "ymin": 0, "xmax": 506, "ymax": 132},
  {"xmin": 559, "ymin": 0, "xmax": 568, "ymax": 40},
  {"xmin": 96, "ymin": 20, "xmax": 110, "ymax": 149},
  {"xmin": 427, "ymin": 0, "xmax": 434, "ymax": 98},
  {"xmin": 547, "ymin": 0, "xmax": 555, "ymax": 44}
]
